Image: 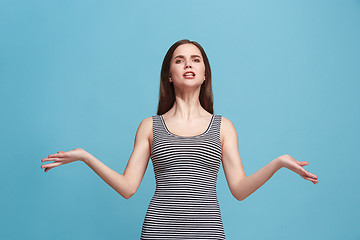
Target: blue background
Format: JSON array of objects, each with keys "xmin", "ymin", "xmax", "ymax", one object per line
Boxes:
[{"xmin": 1, "ymin": 0, "xmax": 359, "ymax": 239}]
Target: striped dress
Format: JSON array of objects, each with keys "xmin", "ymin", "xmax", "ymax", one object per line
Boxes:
[{"xmin": 140, "ymin": 114, "xmax": 226, "ymax": 239}]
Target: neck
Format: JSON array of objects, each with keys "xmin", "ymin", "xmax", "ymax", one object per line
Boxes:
[{"xmin": 168, "ymin": 86, "xmax": 205, "ymax": 120}]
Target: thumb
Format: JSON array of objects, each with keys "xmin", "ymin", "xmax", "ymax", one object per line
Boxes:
[
  {"xmin": 298, "ymin": 161, "xmax": 309, "ymax": 166},
  {"xmin": 57, "ymin": 151, "xmax": 65, "ymax": 153}
]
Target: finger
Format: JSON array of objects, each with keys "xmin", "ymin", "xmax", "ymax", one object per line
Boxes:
[
  {"xmin": 302, "ymin": 171, "xmax": 318, "ymax": 180},
  {"xmin": 307, "ymin": 172, "xmax": 318, "ymax": 180},
  {"xmin": 303, "ymin": 176, "xmax": 319, "ymax": 184},
  {"xmin": 44, "ymin": 165, "xmax": 60, "ymax": 172},
  {"xmin": 48, "ymin": 153, "xmax": 68, "ymax": 158},
  {"xmin": 57, "ymin": 151, "xmax": 65, "ymax": 153},
  {"xmin": 41, "ymin": 162, "xmax": 62, "ymax": 169},
  {"xmin": 42, "ymin": 158, "xmax": 54, "ymax": 162},
  {"xmin": 304, "ymin": 172, "xmax": 318, "ymax": 180},
  {"xmin": 44, "ymin": 167, "xmax": 53, "ymax": 173},
  {"xmin": 41, "ymin": 157, "xmax": 64, "ymax": 162},
  {"xmin": 298, "ymin": 167, "xmax": 317, "ymax": 179},
  {"xmin": 298, "ymin": 161, "xmax": 309, "ymax": 166}
]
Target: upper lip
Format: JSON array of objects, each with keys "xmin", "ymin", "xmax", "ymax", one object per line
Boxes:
[{"xmin": 183, "ymin": 71, "xmax": 195, "ymax": 76}]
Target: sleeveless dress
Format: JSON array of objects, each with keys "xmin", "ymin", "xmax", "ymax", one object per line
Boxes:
[{"xmin": 140, "ymin": 114, "xmax": 226, "ymax": 239}]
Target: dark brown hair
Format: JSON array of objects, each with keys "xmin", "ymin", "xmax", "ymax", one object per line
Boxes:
[{"xmin": 156, "ymin": 39, "xmax": 214, "ymax": 115}]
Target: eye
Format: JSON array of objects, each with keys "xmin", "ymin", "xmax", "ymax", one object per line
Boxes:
[
  {"xmin": 194, "ymin": 58, "xmax": 201, "ymax": 62},
  {"xmin": 175, "ymin": 59, "xmax": 183, "ymax": 64}
]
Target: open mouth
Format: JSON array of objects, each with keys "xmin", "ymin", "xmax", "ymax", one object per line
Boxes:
[{"xmin": 183, "ymin": 71, "xmax": 196, "ymax": 77}]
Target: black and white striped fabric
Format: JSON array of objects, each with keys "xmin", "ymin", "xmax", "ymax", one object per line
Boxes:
[{"xmin": 140, "ymin": 114, "xmax": 225, "ymax": 239}]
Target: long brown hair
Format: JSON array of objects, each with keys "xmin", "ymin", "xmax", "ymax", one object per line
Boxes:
[{"xmin": 156, "ymin": 39, "xmax": 214, "ymax": 115}]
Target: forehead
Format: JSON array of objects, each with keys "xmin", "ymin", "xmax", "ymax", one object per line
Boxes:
[{"xmin": 172, "ymin": 43, "xmax": 202, "ymax": 58}]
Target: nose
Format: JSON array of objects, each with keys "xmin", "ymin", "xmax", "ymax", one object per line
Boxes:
[{"xmin": 185, "ymin": 61, "xmax": 192, "ymax": 69}]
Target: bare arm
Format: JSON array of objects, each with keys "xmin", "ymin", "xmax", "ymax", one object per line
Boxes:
[
  {"xmin": 82, "ymin": 153, "xmax": 133, "ymax": 199},
  {"xmin": 220, "ymin": 117, "xmax": 318, "ymax": 201},
  {"xmin": 41, "ymin": 116, "xmax": 153, "ymax": 200}
]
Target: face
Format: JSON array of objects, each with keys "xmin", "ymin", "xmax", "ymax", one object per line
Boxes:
[{"xmin": 169, "ymin": 43, "xmax": 206, "ymax": 88}]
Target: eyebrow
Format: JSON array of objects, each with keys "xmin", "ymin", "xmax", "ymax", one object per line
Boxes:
[{"xmin": 173, "ymin": 55, "xmax": 202, "ymax": 59}]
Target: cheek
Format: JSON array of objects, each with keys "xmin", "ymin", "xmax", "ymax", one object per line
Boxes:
[
  {"xmin": 199, "ymin": 64, "xmax": 206, "ymax": 74},
  {"xmin": 170, "ymin": 65, "xmax": 181, "ymax": 76}
]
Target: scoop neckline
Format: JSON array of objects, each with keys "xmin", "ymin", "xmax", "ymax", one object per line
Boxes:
[{"xmin": 159, "ymin": 114, "xmax": 215, "ymax": 138}]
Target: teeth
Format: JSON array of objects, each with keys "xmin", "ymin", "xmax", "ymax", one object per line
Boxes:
[{"xmin": 184, "ymin": 73, "xmax": 195, "ymax": 76}]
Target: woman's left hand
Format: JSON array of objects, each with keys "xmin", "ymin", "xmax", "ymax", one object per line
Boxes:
[{"xmin": 277, "ymin": 155, "xmax": 319, "ymax": 184}]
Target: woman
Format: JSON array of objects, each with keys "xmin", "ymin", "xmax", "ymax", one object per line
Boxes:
[{"xmin": 41, "ymin": 39, "xmax": 319, "ymax": 239}]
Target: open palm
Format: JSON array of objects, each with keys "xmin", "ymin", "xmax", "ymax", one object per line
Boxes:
[
  {"xmin": 41, "ymin": 148, "xmax": 88, "ymax": 173},
  {"xmin": 278, "ymin": 154, "xmax": 319, "ymax": 184}
]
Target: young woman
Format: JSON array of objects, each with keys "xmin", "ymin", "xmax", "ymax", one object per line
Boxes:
[{"xmin": 41, "ymin": 39, "xmax": 319, "ymax": 239}]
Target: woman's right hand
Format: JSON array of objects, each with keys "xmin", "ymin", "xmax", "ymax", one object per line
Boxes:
[
  {"xmin": 41, "ymin": 148, "xmax": 89, "ymax": 173},
  {"xmin": 276, "ymin": 154, "xmax": 319, "ymax": 184}
]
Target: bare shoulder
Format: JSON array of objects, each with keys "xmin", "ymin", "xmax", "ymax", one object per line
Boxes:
[
  {"xmin": 220, "ymin": 116, "xmax": 238, "ymax": 146},
  {"xmin": 139, "ymin": 116, "xmax": 153, "ymax": 126},
  {"xmin": 135, "ymin": 116, "xmax": 153, "ymax": 145},
  {"xmin": 137, "ymin": 116, "xmax": 153, "ymax": 137}
]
